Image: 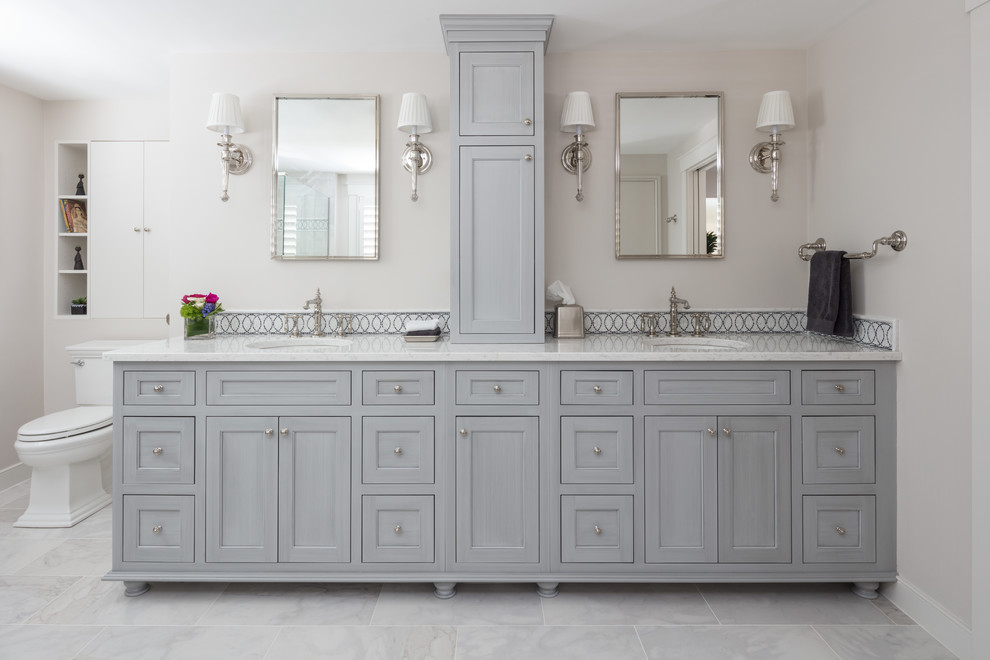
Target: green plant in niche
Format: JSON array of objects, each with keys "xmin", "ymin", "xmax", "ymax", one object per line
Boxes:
[
  {"xmin": 706, "ymin": 231, "xmax": 718, "ymax": 255},
  {"xmin": 72, "ymin": 297, "xmax": 87, "ymax": 305}
]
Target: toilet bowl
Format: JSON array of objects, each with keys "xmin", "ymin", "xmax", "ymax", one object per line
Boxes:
[{"xmin": 14, "ymin": 340, "xmax": 140, "ymax": 528}]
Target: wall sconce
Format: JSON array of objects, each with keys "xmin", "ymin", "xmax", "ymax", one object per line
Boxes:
[
  {"xmin": 560, "ymin": 91, "xmax": 595, "ymax": 202},
  {"xmin": 749, "ymin": 90, "xmax": 794, "ymax": 202},
  {"xmin": 397, "ymin": 92, "xmax": 433, "ymax": 202},
  {"xmin": 206, "ymin": 93, "xmax": 253, "ymax": 202}
]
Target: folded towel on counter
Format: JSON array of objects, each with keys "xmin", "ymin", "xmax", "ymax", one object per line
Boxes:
[
  {"xmin": 404, "ymin": 318, "xmax": 441, "ymax": 333},
  {"xmin": 806, "ymin": 250, "xmax": 854, "ymax": 338},
  {"xmin": 405, "ymin": 327, "xmax": 442, "ymax": 337}
]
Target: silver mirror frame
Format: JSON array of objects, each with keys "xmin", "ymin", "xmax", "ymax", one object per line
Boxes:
[
  {"xmin": 271, "ymin": 94, "xmax": 380, "ymax": 260},
  {"xmin": 615, "ymin": 92, "xmax": 724, "ymax": 259}
]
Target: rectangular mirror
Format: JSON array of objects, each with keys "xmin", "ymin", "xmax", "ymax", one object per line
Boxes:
[
  {"xmin": 272, "ymin": 95, "xmax": 379, "ymax": 259},
  {"xmin": 615, "ymin": 92, "xmax": 723, "ymax": 259}
]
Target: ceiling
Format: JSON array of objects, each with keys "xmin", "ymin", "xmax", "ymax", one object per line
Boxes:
[{"xmin": 0, "ymin": 0, "xmax": 872, "ymax": 101}]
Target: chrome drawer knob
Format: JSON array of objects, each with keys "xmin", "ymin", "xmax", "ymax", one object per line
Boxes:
[
  {"xmin": 834, "ymin": 446, "xmax": 846, "ymax": 456},
  {"xmin": 153, "ymin": 385, "xmax": 164, "ymax": 392},
  {"xmin": 593, "ymin": 386, "xmax": 602, "ymax": 394},
  {"xmin": 834, "ymin": 384, "xmax": 846, "ymax": 392},
  {"xmin": 524, "ymin": 118, "xmax": 533, "ymax": 126},
  {"xmin": 394, "ymin": 447, "xmax": 403, "ymax": 456},
  {"xmin": 594, "ymin": 525, "xmax": 602, "ymax": 535},
  {"xmin": 493, "ymin": 384, "xmax": 502, "ymax": 393},
  {"xmin": 524, "ymin": 154, "xmax": 533, "ymax": 161},
  {"xmin": 707, "ymin": 428, "xmax": 716, "ymax": 436},
  {"xmin": 265, "ymin": 428, "xmax": 274, "ymax": 436},
  {"xmin": 394, "ymin": 385, "xmax": 403, "ymax": 393},
  {"xmin": 280, "ymin": 428, "xmax": 289, "ymax": 436},
  {"xmin": 722, "ymin": 428, "xmax": 732, "ymax": 436},
  {"xmin": 152, "ymin": 525, "xmax": 162, "ymax": 535},
  {"xmin": 593, "ymin": 446, "xmax": 602, "ymax": 456},
  {"xmin": 153, "ymin": 447, "xmax": 163, "ymax": 456},
  {"xmin": 459, "ymin": 429, "xmax": 468, "ymax": 437},
  {"xmin": 394, "ymin": 525, "xmax": 402, "ymax": 534},
  {"xmin": 835, "ymin": 526, "xmax": 847, "ymax": 536}
]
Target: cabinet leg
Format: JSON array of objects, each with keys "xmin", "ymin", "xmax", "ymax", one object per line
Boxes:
[
  {"xmin": 433, "ymin": 582, "xmax": 457, "ymax": 599},
  {"xmin": 536, "ymin": 582, "xmax": 559, "ymax": 598},
  {"xmin": 852, "ymin": 581, "xmax": 880, "ymax": 599},
  {"xmin": 123, "ymin": 581, "xmax": 150, "ymax": 597}
]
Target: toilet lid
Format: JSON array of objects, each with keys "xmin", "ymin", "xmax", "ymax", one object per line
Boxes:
[{"xmin": 17, "ymin": 406, "xmax": 113, "ymax": 442}]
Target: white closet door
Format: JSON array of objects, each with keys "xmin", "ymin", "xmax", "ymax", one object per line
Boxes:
[{"xmin": 142, "ymin": 142, "xmax": 170, "ymax": 318}]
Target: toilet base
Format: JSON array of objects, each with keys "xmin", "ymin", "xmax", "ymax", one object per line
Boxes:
[{"xmin": 14, "ymin": 455, "xmax": 110, "ymax": 528}]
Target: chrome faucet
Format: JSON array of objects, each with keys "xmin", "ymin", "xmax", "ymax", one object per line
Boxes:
[
  {"xmin": 302, "ymin": 289, "xmax": 324, "ymax": 337},
  {"xmin": 668, "ymin": 287, "xmax": 690, "ymax": 336}
]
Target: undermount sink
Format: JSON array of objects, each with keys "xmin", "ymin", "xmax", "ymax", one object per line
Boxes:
[
  {"xmin": 640, "ymin": 336, "xmax": 750, "ymax": 351},
  {"xmin": 246, "ymin": 337, "xmax": 352, "ymax": 351}
]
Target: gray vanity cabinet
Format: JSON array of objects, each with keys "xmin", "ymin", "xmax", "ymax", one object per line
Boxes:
[
  {"xmin": 205, "ymin": 416, "xmax": 350, "ymax": 563},
  {"xmin": 458, "ymin": 52, "xmax": 535, "ymax": 136}
]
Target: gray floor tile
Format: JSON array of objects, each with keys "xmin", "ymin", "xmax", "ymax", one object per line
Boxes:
[
  {"xmin": 198, "ymin": 582, "xmax": 381, "ymax": 626},
  {"xmin": 372, "ymin": 582, "xmax": 545, "ymax": 626},
  {"xmin": 872, "ymin": 594, "xmax": 916, "ymax": 625},
  {"xmin": 266, "ymin": 626, "xmax": 456, "ymax": 660},
  {"xmin": 638, "ymin": 625, "xmax": 838, "ymax": 660},
  {"xmin": 75, "ymin": 625, "xmax": 280, "ymax": 660},
  {"xmin": 15, "ymin": 538, "xmax": 112, "ymax": 576},
  {"xmin": 700, "ymin": 583, "xmax": 893, "ymax": 625},
  {"xmin": 0, "ymin": 537, "xmax": 63, "ymax": 574},
  {"xmin": 455, "ymin": 625, "xmax": 647, "ymax": 660},
  {"xmin": 815, "ymin": 625, "xmax": 958, "ymax": 659},
  {"xmin": 0, "ymin": 624, "xmax": 103, "ymax": 659},
  {"xmin": 0, "ymin": 576, "xmax": 81, "ymax": 624},
  {"xmin": 543, "ymin": 583, "xmax": 718, "ymax": 626}
]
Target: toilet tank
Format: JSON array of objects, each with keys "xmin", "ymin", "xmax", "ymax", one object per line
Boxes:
[{"xmin": 67, "ymin": 340, "xmax": 146, "ymax": 406}]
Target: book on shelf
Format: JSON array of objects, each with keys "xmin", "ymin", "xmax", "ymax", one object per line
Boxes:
[
  {"xmin": 63, "ymin": 199, "xmax": 87, "ymax": 233},
  {"xmin": 60, "ymin": 199, "xmax": 72, "ymax": 232}
]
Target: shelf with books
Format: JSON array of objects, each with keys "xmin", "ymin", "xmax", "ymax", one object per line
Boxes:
[{"xmin": 55, "ymin": 142, "xmax": 90, "ymax": 317}]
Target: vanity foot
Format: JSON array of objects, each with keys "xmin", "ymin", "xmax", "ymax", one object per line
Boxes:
[
  {"xmin": 536, "ymin": 582, "xmax": 559, "ymax": 598},
  {"xmin": 852, "ymin": 581, "xmax": 880, "ymax": 599},
  {"xmin": 433, "ymin": 582, "xmax": 457, "ymax": 599},
  {"xmin": 123, "ymin": 581, "xmax": 150, "ymax": 597}
]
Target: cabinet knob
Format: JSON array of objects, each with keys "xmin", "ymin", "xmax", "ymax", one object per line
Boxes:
[
  {"xmin": 133, "ymin": 227, "xmax": 141, "ymax": 232},
  {"xmin": 834, "ymin": 384, "xmax": 846, "ymax": 392},
  {"xmin": 393, "ymin": 385, "xmax": 403, "ymax": 393},
  {"xmin": 394, "ymin": 447, "xmax": 403, "ymax": 456},
  {"xmin": 524, "ymin": 154, "xmax": 533, "ymax": 161},
  {"xmin": 394, "ymin": 525, "xmax": 402, "ymax": 535},
  {"xmin": 153, "ymin": 385, "xmax": 164, "ymax": 392},
  {"xmin": 722, "ymin": 428, "xmax": 732, "ymax": 436},
  {"xmin": 524, "ymin": 118, "xmax": 533, "ymax": 126},
  {"xmin": 144, "ymin": 227, "xmax": 151, "ymax": 232},
  {"xmin": 593, "ymin": 525, "xmax": 602, "ymax": 535},
  {"xmin": 152, "ymin": 525, "xmax": 163, "ymax": 535},
  {"xmin": 593, "ymin": 385, "xmax": 602, "ymax": 394},
  {"xmin": 707, "ymin": 428, "xmax": 716, "ymax": 436},
  {"xmin": 593, "ymin": 446, "xmax": 602, "ymax": 456},
  {"xmin": 834, "ymin": 446, "xmax": 846, "ymax": 456},
  {"xmin": 493, "ymin": 384, "xmax": 502, "ymax": 393},
  {"xmin": 152, "ymin": 447, "xmax": 163, "ymax": 456},
  {"xmin": 280, "ymin": 428, "xmax": 289, "ymax": 436},
  {"xmin": 265, "ymin": 428, "xmax": 274, "ymax": 436},
  {"xmin": 835, "ymin": 526, "xmax": 846, "ymax": 536},
  {"xmin": 459, "ymin": 428, "xmax": 468, "ymax": 437}
]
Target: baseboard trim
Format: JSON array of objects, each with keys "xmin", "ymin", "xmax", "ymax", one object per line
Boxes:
[
  {"xmin": 0, "ymin": 463, "xmax": 30, "ymax": 494},
  {"xmin": 883, "ymin": 578, "xmax": 972, "ymax": 659}
]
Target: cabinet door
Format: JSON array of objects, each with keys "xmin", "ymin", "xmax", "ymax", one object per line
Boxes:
[
  {"xmin": 458, "ymin": 51, "xmax": 535, "ymax": 136},
  {"xmin": 141, "ymin": 141, "xmax": 170, "ymax": 318},
  {"xmin": 278, "ymin": 417, "xmax": 350, "ymax": 562},
  {"xmin": 455, "ymin": 416, "xmax": 539, "ymax": 563},
  {"xmin": 717, "ymin": 416, "xmax": 791, "ymax": 563},
  {"xmin": 206, "ymin": 417, "xmax": 278, "ymax": 562},
  {"xmin": 644, "ymin": 416, "xmax": 718, "ymax": 563},
  {"xmin": 456, "ymin": 146, "xmax": 536, "ymax": 339}
]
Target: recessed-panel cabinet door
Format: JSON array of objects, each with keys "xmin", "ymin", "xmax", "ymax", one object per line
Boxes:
[
  {"xmin": 459, "ymin": 51, "xmax": 535, "ymax": 136},
  {"xmin": 455, "ymin": 416, "xmax": 539, "ymax": 563}
]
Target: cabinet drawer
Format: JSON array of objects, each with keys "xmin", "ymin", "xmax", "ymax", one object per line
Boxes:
[
  {"xmin": 362, "ymin": 371, "xmax": 435, "ymax": 406},
  {"xmin": 801, "ymin": 370, "xmax": 875, "ymax": 405},
  {"xmin": 362, "ymin": 417, "xmax": 435, "ymax": 484},
  {"xmin": 122, "ymin": 417, "xmax": 195, "ymax": 485},
  {"xmin": 802, "ymin": 417, "xmax": 876, "ymax": 484},
  {"xmin": 560, "ymin": 370, "xmax": 633, "ymax": 406},
  {"xmin": 206, "ymin": 371, "xmax": 351, "ymax": 406},
  {"xmin": 123, "ymin": 371, "xmax": 195, "ymax": 406},
  {"xmin": 560, "ymin": 417, "xmax": 633, "ymax": 484},
  {"xmin": 561, "ymin": 495, "xmax": 634, "ymax": 563},
  {"xmin": 362, "ymin": 495, "xmax": 434, "ymax": 563},
  {"xmin": 803, "ymin": 495, "xmax": 876, "ymax": 563},
  {"xmin": 644, "ymin": 370, "xmax": 790, "ymax": 405},
  {"xmin": 455, "ymin": 370, "xmax": 539, "ymax": 405},
  {"xmin": 122, "ymin": 495, "xmax": 194, "ymax": 563}
]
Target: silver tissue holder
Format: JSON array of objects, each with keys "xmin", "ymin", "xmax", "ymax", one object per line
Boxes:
[{"xmin": 554, "ymin": 304, "xmax": 585, "ymax": 338}]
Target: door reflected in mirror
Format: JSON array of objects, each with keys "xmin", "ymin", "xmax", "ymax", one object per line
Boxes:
[
  {"xmin": 272, "ymin": 96, "xmax": 379, "ymax": 259},
  {"xmin": 615, "ymin": 93, "xmax": 723, "ymax": 259}
]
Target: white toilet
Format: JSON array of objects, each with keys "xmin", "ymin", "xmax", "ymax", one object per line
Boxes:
[{"xmin": 14, "ymin": 340, "xmax": 137, "ymax": 528}]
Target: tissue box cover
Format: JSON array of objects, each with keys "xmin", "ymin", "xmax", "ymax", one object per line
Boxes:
[{"xmin": 554, "ymin": 304, "xmax": 585, "ymax": 338}]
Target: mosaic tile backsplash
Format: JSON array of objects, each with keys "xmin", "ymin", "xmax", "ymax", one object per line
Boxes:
[{"xmin": 215, "ymin": 311, "xmax": 895, "ymax": 350}]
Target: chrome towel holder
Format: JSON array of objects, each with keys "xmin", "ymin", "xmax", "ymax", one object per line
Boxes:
[{"xmin": 799, "ymin": 230, "xmax": 908, "ymax": 261}]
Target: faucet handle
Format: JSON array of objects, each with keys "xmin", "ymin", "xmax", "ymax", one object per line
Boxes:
[
  {"xmin": 285, "ymin": 314, "xmax": 302, "ymax": 337},
  {"xmin": 335, "ymin": 314, "xmax": 353, "ymax": 337}
]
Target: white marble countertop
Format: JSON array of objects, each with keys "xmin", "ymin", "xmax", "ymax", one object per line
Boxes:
[{"xmin": 105, "ymin": 333, "xmax": 900, "ymax": 363}]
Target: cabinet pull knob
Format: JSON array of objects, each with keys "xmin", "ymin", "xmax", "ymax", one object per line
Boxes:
[
  {"xmin": 280, "ymin": 428, "xmax": 289, "ymax": 436},
  {"xmin": 593, "ymin": 385, "xmax": 602, "ymax": 394},
  {"xmin": 153, "ymin": 447, "xmax": 163, "ymax": 456},
  {"xmin": 459, "ymin": 428, "xmax": 468, "ymax": 437},
  {"xmin": 265, "ymin": 428, "xmax": 274, "ymax": 436},
  {"xmin": 133, "ymin": 227, "xmax": 141, "ymax": 232},
  {"xmin": 393, "ymin": 385, "xmax": 403, "ymax": 393},
  {"xmin": 153, "ymin": 385, "xmax": 164, "ymax": 392},
  {"xmin": 594, "ymin": 525, "xmax": 602, "ymax": 535},
  {"xmin": 524, "ymin": 118, "xmax": 533, "ymax": 126},
  {"xmin": 834, "ymin": 446, "xmax": 846, "ymax": 455},
  {"xmin": 722, "ymin": 428, "xmax": 732, "ymax": 436},
  {"xmin": 835, "ymin": 526, "xmax": 846, "ymax": 536},
  {"xmin": 593, "ymin": 446, "xmax": 602, "ymax": 455},
  {"xmin": 144, "ymin": 227, "xmax": 151, "ymax": 232},
  {"xmin": 394, "ymin": 525, "xmax": 402, "ymax": 534},
  {"xmin": 394, "ymin": 447, "xmax": 403, "ymax": 456},
  {"xmin": 493, "ymin": 384, "xmax": 502, "ymax": 393},
  {"xmin": 834, "ymin": 384, "xmax": 846, "ymax": 392},
  {"xmin": 152, "ymin": 525, "xmax": 163, "ymax": 535},
  {"xmin": 524, "ymin": 154, "xmax": 533, "ymax": 161},
  {"xmin": 707, "ymin": 428, "xmax": 716, "ymax": 436}
]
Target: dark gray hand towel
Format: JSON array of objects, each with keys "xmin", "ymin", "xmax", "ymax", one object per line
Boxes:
[{"xmin": 806, "ymin": 250, "xmax": 853, "ymax": 338}]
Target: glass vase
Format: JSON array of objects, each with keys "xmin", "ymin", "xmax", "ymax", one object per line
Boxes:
[{"xmin": 184, "ymin": 315, "xmax": 216, "ymax": 340}]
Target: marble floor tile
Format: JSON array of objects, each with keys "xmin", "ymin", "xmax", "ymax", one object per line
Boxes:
[
  {"xmin": 75, "ymin": 625, "xmax": 280, "ymax": 660},
  {"xmin": 0, "ymin": 508, "xmax": 24, "ymax": 522},
  {"xmin": 0, "ymin": 624, "xmax": 103, "ymax": 659},
  {"xmin": 637, "ymin": 625, "xmax": 838, "ymax": 660},
  {"xmin": 0, "ymin": 576, "xmax": 81, "ymax": 624},
  {"xmin": 454, "ymin": 625, "xmax": 647, "ymax": 660},
  {"xmin": 0, "ymin": 537, "xmax": 63, "ymax": 574},
  {"xmin": 15, "ymin": 538, "xmax": 112, "ymax": 576},
  {"xmin": 372, "ymin": 582, "xmax": 545, "ymax": 626},
  {"xmin": 872, "ymin": 594, "xmax": 917, "ymax": 625},
  {"xmin": 266, "ymin": 625, "xmax": 456, "ymax": 660},
  {"xmin": 0, "ymin": 482, "xmax": 30, "ymax": 507},
  {"xmin": 30, "ymin": 576, "xmax": 227, "ymax": 626},
  {"xmin": 699, "ymin": 583, "xmax": 893, "ymax": 625},
  {"xmin": 198, "ymin": 582, "xmax": 381, "ymax": 626},
  {"xmin": 815, "ymin": 625, "xmax": 957, "ymax": 659},
  {"xmin": 543, "ymin": 583, "xmax": 718, "ymax": 626}
]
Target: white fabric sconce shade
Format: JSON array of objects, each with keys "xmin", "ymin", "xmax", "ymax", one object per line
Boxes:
[
  {"xmin": 206, "ymin": 92, "xmax": 252, "ymax": 202},
  {"xmin": 755, "ymin": 90, "xmax": 795, "ymax": 134},
  {"xmin": 397, "ymin": 93, "xmax": 434, "ymax": 202},
  {"xmin": 560, "ymin": 91, "xmax": 595, "ymax": 202}
]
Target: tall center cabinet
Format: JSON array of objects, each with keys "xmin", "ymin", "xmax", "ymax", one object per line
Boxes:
[{"xmin": 441, "ymin": 15, "xmax": 553, "ymax": 343}]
